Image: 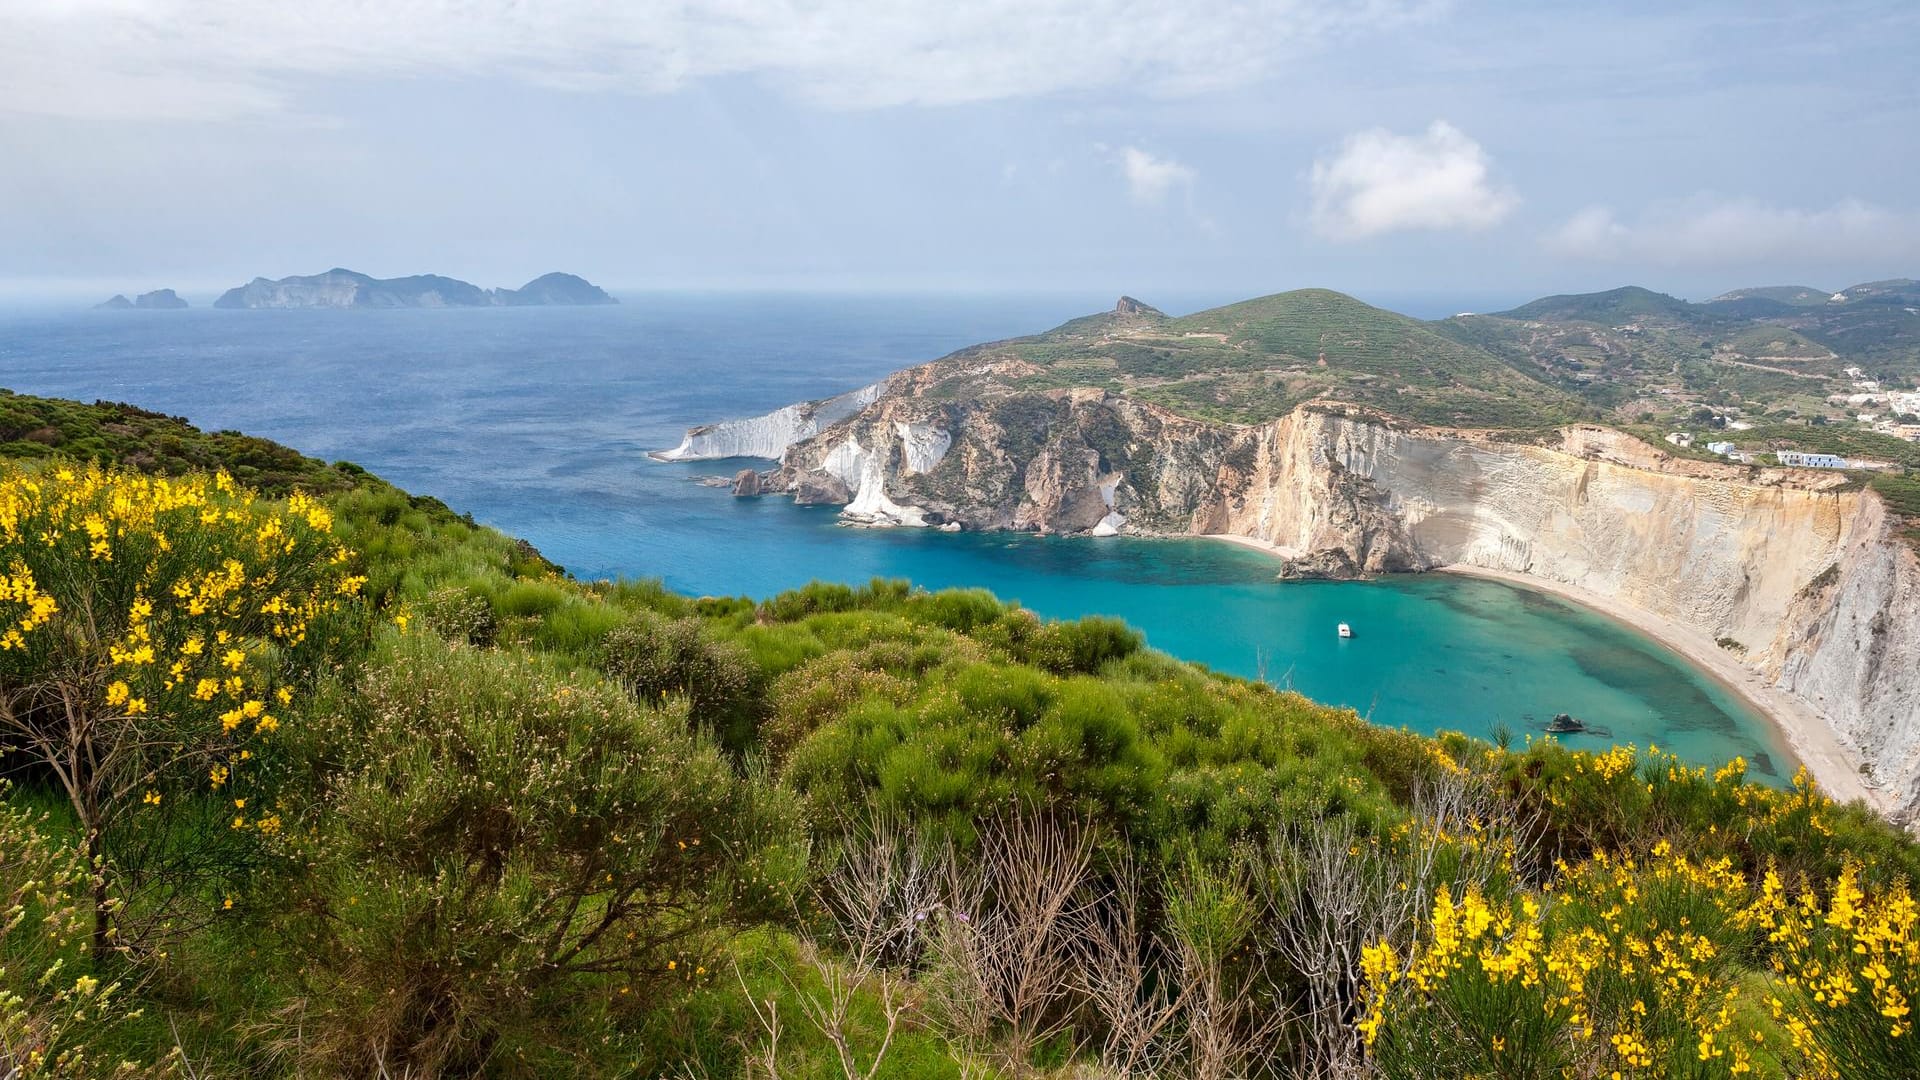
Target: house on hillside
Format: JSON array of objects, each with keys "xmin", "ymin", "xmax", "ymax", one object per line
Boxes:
[
  {"xmin": 1665, "ymin": 432, "xmax": 1695, "ymax": 448},
  {"xmin": 1775, "ymin": 451, "xmax": 1849, "ymax": 469},
  {"xmin": 1706, "ymin": 441, "xmax": 1738, "ymax": 456}
]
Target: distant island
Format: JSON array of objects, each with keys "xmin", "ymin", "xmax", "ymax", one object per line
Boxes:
[
  {"xmin": 211, "ymin": 269, "xmax": 617, "ymax": 309},
  {"xmin": 95, "ymin": 288, "xmax": 188, "ymax": 310}
]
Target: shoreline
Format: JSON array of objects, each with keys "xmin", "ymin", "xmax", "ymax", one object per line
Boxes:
[{"xmin": 1197, "ymin": 533, "xmax": 1888, "ymax": 813}]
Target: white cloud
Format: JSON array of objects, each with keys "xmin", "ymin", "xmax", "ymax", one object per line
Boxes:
[
  {"xmin": 1119, "ymin": 147, "xmax": 1196, "ymax": 205},
  {"xmin": 1308, "ymin": 121, "xmax": 1516, "ymax": 239},
  {"xmin": 1545, "ymin": 197, "xmax": 1920, "ymax": 265},
  {"xmin": 0, "ymin": 0, "xmax": 1442, "ymax": 121}
]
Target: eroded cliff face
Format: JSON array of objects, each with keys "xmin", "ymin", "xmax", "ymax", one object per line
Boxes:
[
  {"xmin": 661, "ymin": 391, "xmax": 1920, "ymax": 819},
  {"xmin": 649, "ymin": 383, "xmax": 882, "ymax": 462},
  {"xmin": 1774, "ymin": 496, "xmax": 1920, "ymax": 816}
]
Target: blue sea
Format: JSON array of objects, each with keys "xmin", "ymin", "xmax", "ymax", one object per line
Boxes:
[{"xmin": 0, "ymin": 296, "xmax": 1789, "ymax": 777}]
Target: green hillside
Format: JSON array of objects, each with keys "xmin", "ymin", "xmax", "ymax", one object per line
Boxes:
[
  {"xmin": 953, "ymin": 289, "xmax": 1594, "ymax": 429},
  {"xmin": 1710, "ymin": 285, "xmax": 1833, "ymax": 308},
  {"xmin": 1719, "ymin": 325, "xmax": 1835, "ymax": 360},
  {"xmin": 1437, "ymin": 279, "xmax": 1920, "ymax": 472},
  {"xmin": 1, "ymin": 390, "xmax": 1916, "ymax": 1078},
  {"xmin": 1497, "ymin": 285, "xmax": 1710, "ymax": 325},
  {"xmin": 0, "ymin": 391, "xmax": 359, "ymax": 497}
]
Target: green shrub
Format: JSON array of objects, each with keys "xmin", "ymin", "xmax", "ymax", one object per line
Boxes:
[
  {"xmin": 598, "ymin": 612, "xmax": 766, "ymax": 754},
  {"xmin": 415, "ymin": 584, "xmax": 498, "ymax": 646},
  {"xmin": 760, "ymin": 581, "xmax": 861, "ymax": 622},
  {"xmin": 907, "ymin": 587, "xmax": 1012, "ymax": 634},
  {"xmin": 496, "ymin": 578, "xmax": 572, "ymax": 618},
  {"xmin": 293, "ymin": 634, "xmax": 794, "ymax": 1077},
  {"xmin": 1020, "ymin": 615, "xmax": 1143, "ymax": 675},
  {"xmin": 764, "ymin": 646, "xmax": 921, "ymax": 763}
]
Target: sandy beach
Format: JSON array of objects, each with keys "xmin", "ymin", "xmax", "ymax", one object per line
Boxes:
[{"xmin": 1199, "ymin": 534, "xmax": 1889, "ymax": 814}]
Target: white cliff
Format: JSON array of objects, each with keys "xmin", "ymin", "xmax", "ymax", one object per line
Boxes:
[
  {"xmin": 894, "ymin": 421, "xmax": 953, "ymax": 475},
  {"xmin": 650, "ymin": 383, "xmax": 882, "ymax": 462},
  {"xmin": 1202, "ymin": 412, "xmax": 1920, "ymax": 819}
]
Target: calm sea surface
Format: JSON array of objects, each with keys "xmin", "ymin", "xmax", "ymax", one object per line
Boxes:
[{"xmin": 0, "ymin": 296, "xmax": 1789, "ymax": 777}]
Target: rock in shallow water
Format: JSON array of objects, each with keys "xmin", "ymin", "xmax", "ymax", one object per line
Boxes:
[{"xmin": 792, "ymin": 473, "xmax": 852, "ymax": 505}]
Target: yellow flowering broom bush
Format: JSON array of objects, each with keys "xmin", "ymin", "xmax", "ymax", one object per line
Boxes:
[
  {"xmin": 1510, "ymin": 739, "xmax": 1919, "ymax": 888},
  {"xmin": 1362, "ymin": 839, "xmax": 1920, "ymax": 1080},
  {"xmin": 0, "ymin": 461, "xmax": 363, "ymax": 959},
  {"xmin": 1749, "ymin": 864, "xmax": 1919, "ymax": 1079},
  {"xmin": 1360, "ymin": 840, "xmax": 1773, "ymax": 1079}
]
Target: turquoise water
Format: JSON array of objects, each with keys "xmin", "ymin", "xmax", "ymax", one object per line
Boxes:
[{"xmin": 0, "ymin": 298, "xmax": 1789, "ymax": 778}]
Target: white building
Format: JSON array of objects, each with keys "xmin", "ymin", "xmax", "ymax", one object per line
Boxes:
[
  {"xmin": 1706, "ymin": 441, "xmax": 1739, "ymax": 456},
  {"xmin": 1775, "ymin": 451, "xmax": 1849, "ymax": 469}
]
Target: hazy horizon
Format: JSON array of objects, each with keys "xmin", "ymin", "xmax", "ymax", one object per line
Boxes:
[
  {"xmin": 0, "ymin": 281, "xmax": 1807, "ymax": 325},
  {"xmin": 4, "ymin": 1, "xmax": 1916, "ymax": 302}
]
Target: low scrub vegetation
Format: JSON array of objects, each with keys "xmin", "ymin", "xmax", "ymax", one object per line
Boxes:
[{"xmin": 0, "ymin": 401, "xmax": 1916, "ymax": 1078}]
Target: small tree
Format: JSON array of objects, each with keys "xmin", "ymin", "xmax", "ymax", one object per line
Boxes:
[
  {"xmin": 298, "ymin": 634, "xmax": 786, "ymax": 1075},
  {"xmin": 0, "ymin": 462, "xmax": 362, "ymax": 960}
]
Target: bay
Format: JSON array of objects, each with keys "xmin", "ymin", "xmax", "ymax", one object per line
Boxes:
[{"xmin": 0, "ymin": 297, "xmax": 1789, "ymax": 777}]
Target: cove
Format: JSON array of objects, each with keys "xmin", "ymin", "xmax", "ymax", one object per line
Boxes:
[
  {"xmin": 0, "ymin": 298, "xmax": 1791, "ymax": 778},
  {"xmin": 632, "ymin": 460, "xmax": 1791, "ymax": 780}
]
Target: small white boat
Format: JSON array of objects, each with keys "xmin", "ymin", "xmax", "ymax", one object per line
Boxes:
[{"xmin": 1337, "ymin": 623, "xmax": 1353, "ymax": 638}]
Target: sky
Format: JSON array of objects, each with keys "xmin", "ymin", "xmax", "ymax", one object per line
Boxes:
[{"xmin": 1, "ymin": 0, "xmax": 1916, "ymax": 307}]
